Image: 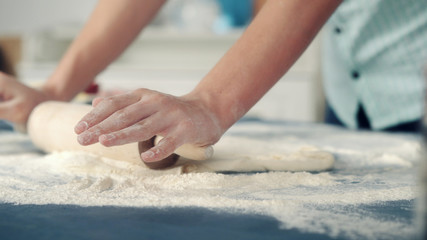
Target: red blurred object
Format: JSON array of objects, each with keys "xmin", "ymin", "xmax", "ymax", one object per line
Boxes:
[{"xmin": 84, "ymin": 82, "xmax": 99, "ymax": 94}]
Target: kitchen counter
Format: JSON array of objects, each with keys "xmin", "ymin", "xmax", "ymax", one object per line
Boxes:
[{"xmin": 0, "ymin": 119, "xmax": 421, "ymax": 239}]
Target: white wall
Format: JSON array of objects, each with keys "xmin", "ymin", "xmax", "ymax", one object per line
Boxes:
[{"xmin": 0, "ymin": 0, "xmax": 97, "ymax": 35}]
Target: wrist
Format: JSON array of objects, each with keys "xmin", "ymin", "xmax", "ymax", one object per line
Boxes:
[
  {"xmin": 184, "ymin": 86, "xmax": 245, "ymax": 133},
  {"xmin": 42, "ymin": 49, "xmax": 97, "ymax": 101},
  {"xmin": 42, "ymin": 72, "xmax": 95, "ymax": 102},
  {"xmin": 40, "ymin": 81, "xmax": 71, "ymax": 102}
]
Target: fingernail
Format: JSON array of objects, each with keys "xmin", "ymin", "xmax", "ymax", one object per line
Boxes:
[
  {"xmin": 141, "ymin": 151, "xmax": 155, "ymax": 162},
  {"xmin": 75, "ymin": 121, "xmax": 88, "ymax": 133}
]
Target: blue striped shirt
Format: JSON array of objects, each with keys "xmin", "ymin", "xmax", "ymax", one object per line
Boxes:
[{"xmin": 322, "ymin": 0, "xmax": 427, "ymax": 130}]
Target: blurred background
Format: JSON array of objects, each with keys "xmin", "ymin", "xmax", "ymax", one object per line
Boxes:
[{"xmin": 0, "ymin": 0, "xmax": 324, "ymax": 123}]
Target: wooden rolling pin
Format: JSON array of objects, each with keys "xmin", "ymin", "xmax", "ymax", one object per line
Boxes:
[{"xmin": 27, "ymin": 101, "xmax": 213, "ymax": 169}]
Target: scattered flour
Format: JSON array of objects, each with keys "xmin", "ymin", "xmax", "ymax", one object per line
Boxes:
[{"xmin": 0, "ymin": 122, "xmax": 421, "ymax": 240}]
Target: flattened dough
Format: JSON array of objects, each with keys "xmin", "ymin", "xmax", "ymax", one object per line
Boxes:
[{"xmin": 176, "ymin": 136, "xmax": 335, "ymax": 173}]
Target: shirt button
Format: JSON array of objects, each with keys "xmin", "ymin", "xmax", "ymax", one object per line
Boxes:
[
  {"xmin": 351, "ymin": 70, "xmax": 360, "ymax": 79},
  {"xmin": 334, "ymin": 27, "xmax": 342, "ymax": 34}
]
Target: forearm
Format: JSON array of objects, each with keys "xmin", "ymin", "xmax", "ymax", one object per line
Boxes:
[
  {"xmin": 43, "ymin": 0, "xmax": 166, "ymax": 101},
  {"xmin": 188, "ymin": 0, "xmax": 341, "ymax": 130}
]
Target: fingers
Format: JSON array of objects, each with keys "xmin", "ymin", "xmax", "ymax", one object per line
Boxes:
[
  {"xmin": 74, "ymin": 92, "xmax": 140, "ymax": 134},
  {"xmin": 0, "ymin": 73, "xmax": 15, "ymax": 119},
  {"xmin": 97, "ymin": 114, "xmax": 162, "ymax": 147},
  {"xmin": 140, "ymin": 135, "xmax": 183, "ymax": 163},
  {"xmin": 0, "ymin": 74, "xmax": 46, "ymax": 124},
  {"xmin": 0, "ymin": 100, "xmax": 16, "ymax": 122},
  {"xmin": 77, "ymin": 101, "xmax": 157, "ymax": 145}
]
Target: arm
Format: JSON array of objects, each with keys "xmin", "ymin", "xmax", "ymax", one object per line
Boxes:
[
  {"xmin": 0, "ymin": 0, "xmax": 166, "ymax": 125},
  {"xmin": 75, "ymin": 0, "xmax": 341, "ymax": 163},
  {"xmin": 189, "ymin": 0, "xmax": 341, "ymax": 130},
  {"xmin": 43, "ymin": 0, "xmax": 166, "ymax": 101}
]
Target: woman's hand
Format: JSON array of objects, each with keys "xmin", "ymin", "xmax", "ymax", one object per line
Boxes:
[
  {"xmin": 0, "ymin": 72, "xmax": 51, "ymax": 126},
  {"xmin": 74, "ymin": 88, "xmax": 224, "ymax": 163}
]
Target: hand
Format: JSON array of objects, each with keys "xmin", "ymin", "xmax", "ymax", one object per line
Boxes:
[
  {"xmin": 74, "ymin": 88, "xmax": 224, "ymax": 163},
  {"xmin": 0, "ymin": 72, "xmax": 51, "ymax": 126}
]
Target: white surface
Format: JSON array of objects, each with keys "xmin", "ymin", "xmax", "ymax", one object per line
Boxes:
[
  {"xmin": 0, "ymin": 0, "xmax": 97, "ymax": 35},
  {"xmin": 0, "ymin": 121, "xmax": 420, "ymax": 239},
  {"xmin": 0, "ymin": 0, "xmax": 220, "ymax": 35}
]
